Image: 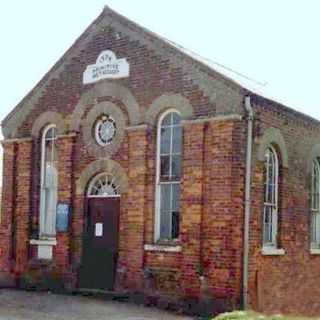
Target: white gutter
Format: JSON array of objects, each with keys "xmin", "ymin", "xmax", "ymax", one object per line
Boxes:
[{"xmin": 243, "ymin": 96, "xmax": 253, "ymax": 309}]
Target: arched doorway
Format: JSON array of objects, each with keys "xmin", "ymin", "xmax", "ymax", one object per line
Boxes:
[{"xmin": 79, "ymin": 173, "xmax": 121, "ymax": 291}]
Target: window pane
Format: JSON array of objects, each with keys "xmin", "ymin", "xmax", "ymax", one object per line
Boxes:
[
  {"xmin": 161, "ymin": 113, "xmax": 172, "ymax": 126},
  {"xmin": 45, "ymin": 140, "xmax": 57, "ymax": 163},
  {"xmin": 172, "ymin": 113, "xmax": 181, "ymax": 125},
  {"xmin": 44, "ymin": 164, "xmax": 58, "ymax": 188},
  {"xmin": 312, "ymin": 161, "xmax": 320, "ymax": 210},
  {"xmin": 172, "ymin": 211, "xmax": 179, "ymax": 239},
  {"xmin": 46, "ymin": 127, "xmax": 57, "ymax": 139},
  {"xmin": 312, "ymin": 212, "xmax": 317, "ymax": 243},
  {"xmin": 160, "ymin": 211, "xmax": 171, "ymax": 239},
  {"xmin": 171, "ymin": 155, "xmax": 181, "ymax": 180},
  {"xmin": 267, "ymin": 184, "xmax": 273, "ymax": 203},
  {"xmin": 160, "ymin": 127, "xmax": 171, "ymax": 154},
  {"xmin": 172, "ymin": 126, "xmax": 182, "ymax": 154},
  {"xmin": 263, "ymin": 205, "xmax": 273, "ymax": 244},
  {"xmin": 160, "ymin": 184, "xmax": 171, "ymax": 212},
  {"xmin": 160, "ymin": 155, "xmax": 170, "ymax": 178},
  {"xmin": 172, "ymin": 184, "xmax": 180, "ymax": 212}
]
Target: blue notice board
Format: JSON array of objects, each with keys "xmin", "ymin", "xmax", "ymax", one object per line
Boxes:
[{"xmin": 56, "ymin": 203, "xmax": 70, "ymax": 232}]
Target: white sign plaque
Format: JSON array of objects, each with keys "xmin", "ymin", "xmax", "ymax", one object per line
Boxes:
[
  {"xmin": 95, "ymin": 223, "xmax": 103, "ymax": 237},
  {"xmin": 83, "ymin": 50, "xmax": 129, "ymax": 84}
]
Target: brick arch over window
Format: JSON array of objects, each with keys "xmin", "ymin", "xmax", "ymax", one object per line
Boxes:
[
  {"xmin": 256, "ymin": 127, "xmax": 289, "ymax": 168},
  {"xmin": 31, "ymin": 111, "xmax": 68, "ymax": 137},
  {"xmin": 76, "ymin": 159, "xmax": 128, "ymax": 196},
  {"xmin": 70, "ymin": 82, "xmax": 141, "ymax": 131},
  {"xmin": 145, "ymin": 94, "xmax": 194, "ymax": 126}
]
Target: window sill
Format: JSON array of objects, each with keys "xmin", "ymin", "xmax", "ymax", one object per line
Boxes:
[
  {"xmin": 310, "ymin": 248, "xmax": 320, "ymax": 255},
  {"xmin": 30, "ymin": 239, "xmax": 57, "ymax": 246},
  {"xmin": 144, "ymin": 244, "xmax": 182, "ymax": 253},
  {"xmin": 262, "ymin": 247, "xmax": 285, "ymax": 256}
]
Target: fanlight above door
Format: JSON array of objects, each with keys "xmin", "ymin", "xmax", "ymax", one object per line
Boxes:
[{"xmin": 87, "ymin": 173, "xmax": 120, "ymax": 197}]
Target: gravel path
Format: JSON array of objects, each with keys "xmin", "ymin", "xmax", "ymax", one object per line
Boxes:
[{"xmin": 0, "ymin": 289, "xmax": 193, "ymax": 320}]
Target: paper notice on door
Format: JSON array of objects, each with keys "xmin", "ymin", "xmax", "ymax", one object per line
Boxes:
[{"xmin": 95, "ymin": 223, "xmax": 103, "ymax": 237}]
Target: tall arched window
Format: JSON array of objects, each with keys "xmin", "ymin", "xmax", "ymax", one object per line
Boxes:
[
  {"xmin": 263, "ymin": 146, "xmax": 279, "ymax": 247},
  {"xmin": 155, "ymin": 110, "xmax": 182, "ymax": 241},
  {"xmin": 40, "ymin": 125, "xmax": 58, "ymax": 238},
  {"xmin": 311, "ymin": 159, "xmax": 320, "ymax": 247}
]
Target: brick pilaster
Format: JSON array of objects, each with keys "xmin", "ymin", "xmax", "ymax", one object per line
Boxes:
[
  {"xmin": 0, "ymin": 142, "xmax": 16, "ymax": 275},
  {"xmin": 202, "ymin": 119, "xmax": 242, "ymax": 302},
  {"xmin": 181, "ymin": 121, "xmax": 205, "ymax": 297},
  {"xmin": 14, "ymin": 140, "xmax": 33, "ymax": 275},
  {"xmin": 126, "ymin": 125, "xmax": 148, "ymax": 290},
  {"xmin": 55, "ymin": 135, "xmax": 74, "ymax": 274}
]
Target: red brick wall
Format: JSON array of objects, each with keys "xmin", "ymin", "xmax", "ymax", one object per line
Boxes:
[
  {"xmin": 201, "ymin": 119, "xmax": 245, "ymax": 307},
  {"xmin": 248, "ymin": 98, "xmax": 320, "ymax": 316},
  {"xmin": 10, "ymin": 10, "xmax": 320, "ymax": 315},
  {"xmin": 0, "ymin": 142, "xmax": 16, "ymax": 275}
]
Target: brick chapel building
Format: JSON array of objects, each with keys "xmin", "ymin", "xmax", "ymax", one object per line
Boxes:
[{"xmin": 1, "ymin": 6, "xmax": 320, "ymax": 316}]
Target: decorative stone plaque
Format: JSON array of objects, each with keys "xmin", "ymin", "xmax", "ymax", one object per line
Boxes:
[{"xmin": 83, "ymin": 50, "xmax": 129, "ymax": 84}]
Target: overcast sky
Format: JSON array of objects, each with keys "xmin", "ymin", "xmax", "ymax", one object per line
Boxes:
[{"xmin": 0, "ymin": 1, "xmax": 319, "ymax": 135}]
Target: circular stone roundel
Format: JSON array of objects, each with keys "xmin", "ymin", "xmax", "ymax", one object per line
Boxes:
[
  {"xmin": 95, "ymin": 115, "xmax": 117, "ymax": 146},
  {"xmin": 82, "ymin": 101, "xmax": 126, "ymax": 158}
]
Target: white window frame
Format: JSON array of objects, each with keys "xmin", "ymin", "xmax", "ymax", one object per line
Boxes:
[
  {"xmin": 87, "ymin": 172, "xmax": 121, "ymax": 198},
  {"xmin": 311, "ymin": 159, "xmax": 320, "ymax": 249},
  {"xmin": 154, "ymin": 109, "xmax": 182, "ymax": 242},
  {"xmin": 263, "ymin": 145, "xmax": 279, "ymax": 248},
  {"xmin": 39, "ymin": 124, "xmax": 58, "ymax": 239}
]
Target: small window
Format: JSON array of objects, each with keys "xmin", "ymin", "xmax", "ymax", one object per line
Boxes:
[
  {"xmin": 39, "ymin": 125, "xmax": 58, "ymax": 238},
  {"xmin": 263, "ymin": 146, "xmax": 279, "ymax": 247},
  {"xmin": 311, "ymin": 159, "xmax": 320, "ymax": 247},
  {"xmin": 155, "ymin": 110, "xmax": 182, "ymax": 241}
]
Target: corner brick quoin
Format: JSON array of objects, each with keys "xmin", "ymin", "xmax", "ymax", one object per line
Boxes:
[{"xmin": 1, "ymin": 6, "xmax": 320, "ymax": 317}]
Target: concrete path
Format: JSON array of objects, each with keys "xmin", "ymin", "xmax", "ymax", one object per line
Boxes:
[{"xmin": 0, "ymin": 289, "xmax": 193, "ymax": 320}]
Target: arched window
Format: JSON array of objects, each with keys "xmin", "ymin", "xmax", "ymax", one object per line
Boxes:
[
  {"xmin": 39, "ymin": 125, "xmax": 58, "ymax": 238},
  {"xmin": 87, "ymin": 173, "xmax": 120, "ymax": 197},
  {"xmin": 311, "ymin": 159, "xmax": 320, "ymax": 247},
  {"xmin": 263, "ymin": 146, "xmax": 279, "ymax": 247},
  {"xmin": 155, "ymin": 110, "xmax": 182, "ymax": 241}
]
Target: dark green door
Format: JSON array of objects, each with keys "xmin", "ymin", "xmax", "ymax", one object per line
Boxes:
[{"xmin": 80, "ymin": 197, "xmax": 120, "ymax": 290}]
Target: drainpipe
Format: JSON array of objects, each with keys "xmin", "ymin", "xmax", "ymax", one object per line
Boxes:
[{"xmin": 243, "ymin": 95, "xmax": 253, "ymax": 310}]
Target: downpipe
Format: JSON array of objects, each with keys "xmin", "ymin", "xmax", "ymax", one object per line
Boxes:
[{"xmin": 243, "ymin": 96, "xmax": 253, "ymax": 309}]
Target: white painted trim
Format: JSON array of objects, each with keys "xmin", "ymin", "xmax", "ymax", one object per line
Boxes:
[
  {"xmin": 57, "ymin": 132, "xmax": 77, "ymax": 139},
  {"xmin": 30, "ymin": 239, "xmax": 57, "ymax": 246},
  {"xmin": 154, "ymin": 109, "xmax": 181, "ymax": 242},
  {"xmin": 263, "ymin": 146, "xmax": 279, "ymax": 247},
  {"xmin": 144, "ymin": 244, "xmax": 182, "ymax": 253},
  {"xmin": 310, "ymin": 248, "xmax": 320, "ymax": 255},
  {"xmin": 1, "ymin": 137, "xmax": 33, "ymax": 144},
  {"xmin": 125, "ymin": 124, "xmax": 148, "ymax": 131},
  {"xmin": 262, "ymin": 247, "xmax": 285, "ymax": 256}
]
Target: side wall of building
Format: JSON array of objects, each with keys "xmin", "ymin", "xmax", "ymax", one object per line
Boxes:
[{"xmin": 248, "ymin": 97, "xmax": 320, "ymax": 316}]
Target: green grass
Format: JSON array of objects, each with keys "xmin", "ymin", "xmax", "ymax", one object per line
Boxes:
[{"xmin": 212, "ymin": 311, "xmax": 319, "ymax": 320}]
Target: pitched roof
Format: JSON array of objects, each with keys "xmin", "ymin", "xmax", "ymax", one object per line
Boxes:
[{"xmin": 2, "ymin": 6, "xmax": 319, "ymax": 138}]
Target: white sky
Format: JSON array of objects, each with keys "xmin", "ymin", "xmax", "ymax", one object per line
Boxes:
[{"xmin": 0, "ymin": 1, "xmax": 319, "ymax": 170}]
